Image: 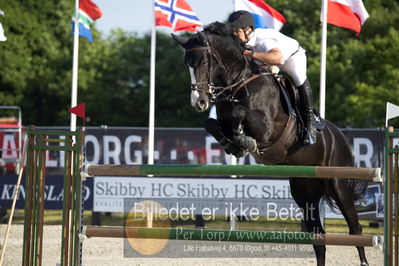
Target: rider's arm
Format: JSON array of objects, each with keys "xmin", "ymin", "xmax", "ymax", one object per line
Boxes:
[{"xmin": 244, "ymin": 48, "xmax": 285, "ymax": 66}]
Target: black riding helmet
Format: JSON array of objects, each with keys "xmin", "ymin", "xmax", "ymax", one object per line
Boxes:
[{"xmin": 227, "ymin": 10, "xmax": 255, "ymax": 32}]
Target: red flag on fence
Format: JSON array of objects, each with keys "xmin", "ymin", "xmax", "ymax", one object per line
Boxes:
[{"xmin": 68, "ymin": 103, "xmax": 85, "ymax": 119}]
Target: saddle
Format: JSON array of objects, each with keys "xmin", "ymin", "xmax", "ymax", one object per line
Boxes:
[
  {"xmin": 227, "ymin": 64, "xmax": 325, "ymax": 162},
  {"xmin": 252, "ymin": 65, "xmax": 325, "ymax": 159},
  {"xmin": 275, "ymin": 74, "xmax": 325, "ymax": 131}
]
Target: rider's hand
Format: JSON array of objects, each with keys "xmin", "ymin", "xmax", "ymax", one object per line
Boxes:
[{"xmin": 243, "ymin": 50, "xmax": 255, "ymax": 61}]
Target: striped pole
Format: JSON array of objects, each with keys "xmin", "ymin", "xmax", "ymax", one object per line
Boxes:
[
  {"xmin": 83, "ymin": 226, "xmax": 382, "ymax": 247},
  {"xmin": 83, "ymin": 164, "xmax": 382, "ymax": 182}
]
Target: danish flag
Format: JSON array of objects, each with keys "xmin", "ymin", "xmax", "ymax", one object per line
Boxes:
[{"xmin": 154, "ymin": 0, "xmax": 202, "ymax": 32}]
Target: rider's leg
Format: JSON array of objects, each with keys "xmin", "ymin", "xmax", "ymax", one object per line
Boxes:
[
  {"xmin": 280, "ymin": 49, "xmax": 316, "ymax": 145},
  {"xmin": 297, "ymin": 80, "xmax": 317, "ymax": 145}
]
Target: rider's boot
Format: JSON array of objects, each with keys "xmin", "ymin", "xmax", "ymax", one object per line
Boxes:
[{"xmin": 298, "ymin": 79, "xmax": 317, "ymax": 145}]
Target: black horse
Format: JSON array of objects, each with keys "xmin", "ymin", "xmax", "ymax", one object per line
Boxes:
[{"xmin": 173, "ymin": 22, "xmax": 369, "ymax": 266}]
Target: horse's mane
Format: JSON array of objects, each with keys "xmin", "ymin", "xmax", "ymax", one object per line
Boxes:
[
  {"xmin": 203, "ymin": 22, "xmax": 231, "ymax": 38},
  {"xmin": 203, "ymin": 22, "xmax": 246, "ymax": 59}
]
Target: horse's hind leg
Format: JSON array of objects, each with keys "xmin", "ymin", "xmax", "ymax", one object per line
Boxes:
[
  {"xmin": 298, "ymin": 198, "xmax": 326, "ymax": 266},
  {"xmin": 329, "ymin": 180, "xmax": 369, "ymax": 266},
  {"xmin": 290, "ymin": 179, "xmax": 326, "ymax": 266}
]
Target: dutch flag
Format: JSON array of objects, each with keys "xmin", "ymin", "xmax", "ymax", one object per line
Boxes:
[{"xmin": 235, "ymin": 0, "xmax": 286, "ymax": 31}]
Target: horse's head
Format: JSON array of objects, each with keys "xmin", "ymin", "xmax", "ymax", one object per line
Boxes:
[
  {"xmin": 172, "ymin": 22, "xmax": 246, "ymax": 112},
  {"xmin": 172, "ymin": 31, "xmax": 223, "ymax": 112}
]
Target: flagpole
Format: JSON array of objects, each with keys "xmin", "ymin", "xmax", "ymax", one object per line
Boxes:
[
  {"xmin": 70, "ymin": 0, "xmax": 80, "ymax": 132},
  {"xmin": 319, "ymin": 0, "xmax": 328, "ymax": 118},
  {"xmin": 148, "ymin": 0, "xmax": 156, "ymax": 165}
]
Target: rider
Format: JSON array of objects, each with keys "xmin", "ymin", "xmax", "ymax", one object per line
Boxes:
[{"xmin": 227, "ymin": 10, "xmax": 317, "ymax": 145}]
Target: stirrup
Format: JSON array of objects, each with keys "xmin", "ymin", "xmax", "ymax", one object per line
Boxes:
[{"xmin": 303, "ymin": 129, "xmax": 316, "ymax": 145}]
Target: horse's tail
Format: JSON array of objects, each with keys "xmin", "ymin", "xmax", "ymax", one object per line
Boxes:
[
  {"xmin": 321, "ymin": 121, "xmax": 369, "ymax": 211},
  {"xmin": 352, "ymin": 179, "xmax": 369, "ymax": 201},
  {"xmin": 323, "ymin": 178, "xmax": 368, "ymax": 213}
]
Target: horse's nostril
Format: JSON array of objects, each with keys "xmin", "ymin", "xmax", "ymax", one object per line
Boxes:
[{"xmin": 199, "ymin": 100, "xmax": 206, "ymax": 106}]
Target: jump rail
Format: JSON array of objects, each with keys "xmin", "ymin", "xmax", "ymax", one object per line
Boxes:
[
  {"xmin": 82, "ymin": 226, "xmax": 382, "ymax": 248},
  {"xmin": 83, "ymin": 164, "xmax": 382, "ymax": 182},
  {"xmin": 23, "ymin": 128, "xmax": 398, "ymax": 266}
]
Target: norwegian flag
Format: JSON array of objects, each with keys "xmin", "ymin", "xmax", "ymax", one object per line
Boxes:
[{"xmin": 154, "ymin": 0, "xmax": 202, "ymax": 32}]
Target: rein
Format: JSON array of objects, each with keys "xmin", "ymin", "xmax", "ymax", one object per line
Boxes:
[{"xmin": 186, "ymin": 44, "xmax": 263, "ymax": 102}]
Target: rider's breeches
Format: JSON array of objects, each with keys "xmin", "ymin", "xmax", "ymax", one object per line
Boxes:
[{"xmin": 280, "ymin": 47, "xmax": 307, "ymax": 87}]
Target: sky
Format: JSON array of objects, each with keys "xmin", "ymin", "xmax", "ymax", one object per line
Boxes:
[{"xmin": 94, "ymin": 0, "xmax": 234, "ymax": 36}]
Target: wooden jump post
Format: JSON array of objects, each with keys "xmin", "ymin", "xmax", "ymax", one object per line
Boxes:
[
  {"xmin": 22, "ymin": 128, "xmax": 83, "ymax": 266},
  {"xmin": 82, "ymin": 226, "xmax": 382, "ymax": 247},
  {"xmin": 385, "ymin": 127, "xmax": 399, "ymax": 266},
  {"xmin": 83, "ymin": 164, "xmax": 382, "ymax": 182}
]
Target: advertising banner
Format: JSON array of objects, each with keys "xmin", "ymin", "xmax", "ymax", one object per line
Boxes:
[
  {"xmin": 93, "ymin": 177, "xmax": 297, "ymax": 217},
  {"xmin": 0, "ymin": 174, "xmax": 93, "ymax": 210},
  {"xmin": 0, "ymin": 127, "xmax": 389, "ymax": 220}
]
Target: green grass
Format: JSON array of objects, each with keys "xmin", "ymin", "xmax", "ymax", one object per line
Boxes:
[{"xmin": 9, "ymin": 210, "xmax": 384, "ymax": 235}]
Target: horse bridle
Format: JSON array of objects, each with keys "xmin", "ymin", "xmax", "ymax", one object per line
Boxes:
[{"xmin": 185, "ymin": 41, "xmax": 251, "ymax": 102}]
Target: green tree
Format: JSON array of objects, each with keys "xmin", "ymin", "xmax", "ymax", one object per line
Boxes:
[
  {"xmin": 78, "ymin": 30, "xmax": 207, "ymax": 127},
  {"xmin": 268, "ymin": 0, "xmax": 399, "ymax": 127},
  {"xmin": 0, "ymin": 0, "xmax": 75, "ymax": 125}
]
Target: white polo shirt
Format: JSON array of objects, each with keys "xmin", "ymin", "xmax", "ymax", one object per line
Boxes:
[{"xmin": 246, "ymin": 28, "xmax": 300, "ymax": 61}]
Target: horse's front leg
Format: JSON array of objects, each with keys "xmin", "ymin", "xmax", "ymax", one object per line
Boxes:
[
  {"xmin": 204, "ymin": 118, "xmax": 247, "ymax": 157},
  {"xmin": 231, "ymin": 105, "xmax": 257, "ymax": 152}
]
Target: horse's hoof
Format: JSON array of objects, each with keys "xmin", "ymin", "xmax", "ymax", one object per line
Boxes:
[
  {"xmin": 232, "ymin": 150, "xmax": 248, "ymax": 158},
  {"xmin": 234, "ymin": 135, "xmax": 257, "ymax": 152},
  {"xmin": 224, "ymin": 143, "xmax": 247, "ymax": 157},
  {"xmin": 247, "ymin": 138, "xmax": 257, "ymax": 152},
  {"xmin": 360, "ymin": 263, "xmax": 369, "ymax": 266}
]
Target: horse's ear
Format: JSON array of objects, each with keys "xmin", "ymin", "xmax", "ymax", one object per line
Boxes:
[
  {"xmin": 198, "ymin": 31, "xmax": 208, "ymax": 45},
  {"xmin": 171, "ymin": 33, "xmax": 189, "ymax": 48}
]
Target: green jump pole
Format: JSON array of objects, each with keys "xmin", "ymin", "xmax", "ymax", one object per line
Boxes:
[
  {"xmin": 84, "ymin": 164, "xmax": 381, "ymax": 182},
  {"xmin": 83, "ymin": 226, "xmax": 381, "ymax": 247},
  {"xmin": 85, "ymin": 226, "xmax": 313, "ymax": 244}
]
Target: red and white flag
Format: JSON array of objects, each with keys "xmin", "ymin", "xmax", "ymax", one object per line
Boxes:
[
  {"xmin": 235, "ymin": 0, "xmax": 286, "ymax": 31},
  {"xmin": 154, "ymin": 0, "xmax": 202, "ymax": 32},
  {"xmin": 327, "ymin": 0, "xmax": 369, "ymax": 35}
]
